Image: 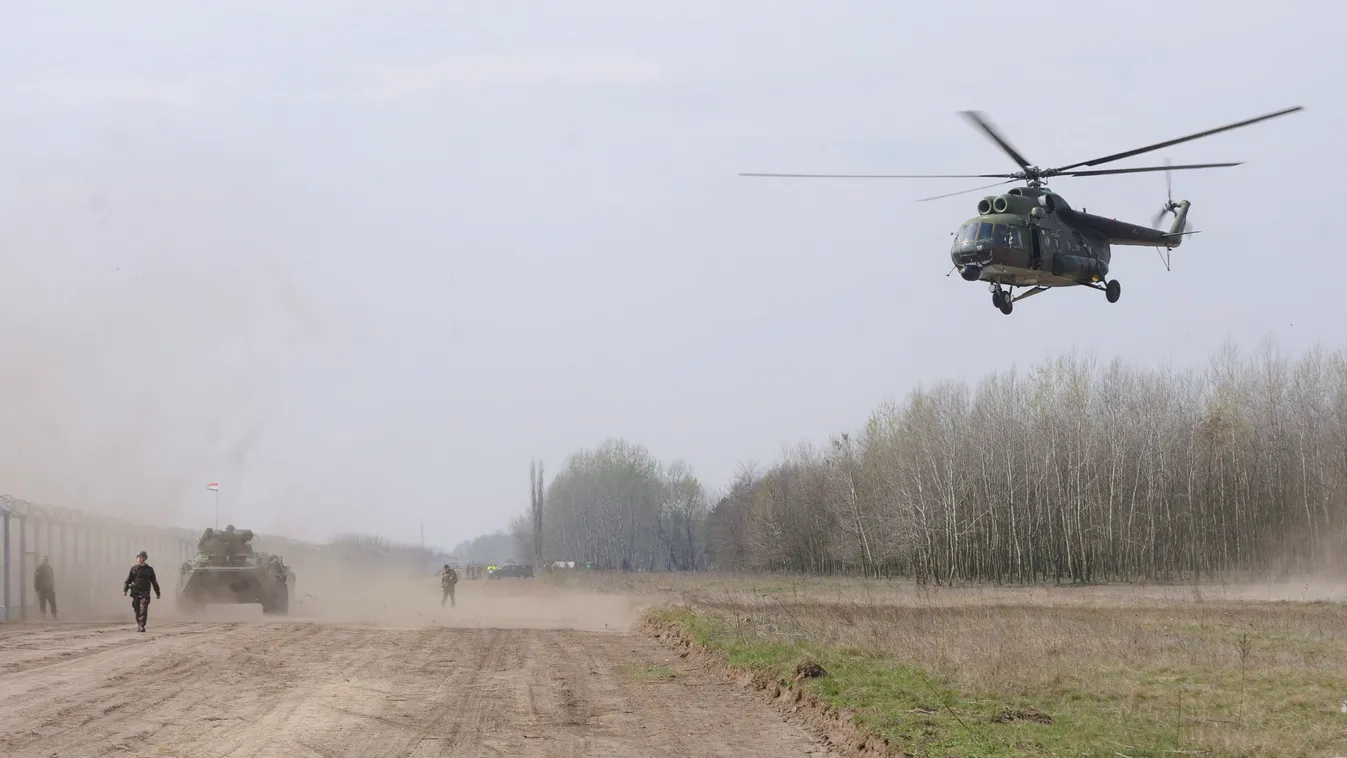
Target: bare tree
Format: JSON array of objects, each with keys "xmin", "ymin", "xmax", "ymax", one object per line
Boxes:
[{"xmin": 531, "ymin": 459, "xmax": 545, "ymax": 570}]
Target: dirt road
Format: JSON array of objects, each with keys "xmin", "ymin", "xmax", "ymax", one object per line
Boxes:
[{"xmin": 0, "ymin": 583, "xmax": 838, "ymax": 757}]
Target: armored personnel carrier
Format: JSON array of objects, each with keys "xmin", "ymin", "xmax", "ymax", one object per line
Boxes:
[{"xmin": 176, "ymin": 526, "xmax": 295, "ymax": 615}]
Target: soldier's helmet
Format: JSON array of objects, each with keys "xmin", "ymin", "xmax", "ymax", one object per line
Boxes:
[
  {"xmin": 225, "ymin": 524, "xmax": 236, "ymax": 532},
  {"xmin": 137, "ymin": 550, "xmax": 148, "ymax": 559},
  {"xmin": 204, "ymin": 527, "xmax": 214, "ymax": 535}
]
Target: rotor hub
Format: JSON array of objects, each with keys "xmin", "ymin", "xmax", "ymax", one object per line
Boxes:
[{"xmin": 1018, "ymin": 167, "xmax": 1046, "ymax": 187}]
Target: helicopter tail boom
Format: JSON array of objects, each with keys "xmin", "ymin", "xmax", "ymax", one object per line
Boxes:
[{"xmin": 1164, "ymin": 200, "xmax": 1191, "ymax": 248}]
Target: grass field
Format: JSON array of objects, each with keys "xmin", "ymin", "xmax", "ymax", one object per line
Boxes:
[{"xmin": 557, "ymin": 571, "xmax": 1347, "ymax": 757}]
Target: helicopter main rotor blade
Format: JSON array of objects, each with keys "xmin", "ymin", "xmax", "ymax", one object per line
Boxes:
[
  {"xmin": 1049, "ymin": 106, "xmax": 1302, "ymax": 172},
  {"xmin": 1058, "ymin": 162, "xmax": 1242, "ymax": 177},
  {"xmin": 738, "ymin": 172, "xmax": 1015, "ymax": 179},
  {"xmin": 916, "ymin": 179, "xmax": 1019, "ymax": 202},
  {"xmin": 959, "ymin": 110, "xmax": 1034, "ymax": 171}
]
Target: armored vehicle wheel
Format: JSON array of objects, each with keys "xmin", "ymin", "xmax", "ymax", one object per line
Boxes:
[{"xmin": 262, "ymin": 583, "xmax": 289, "ymax": 616}]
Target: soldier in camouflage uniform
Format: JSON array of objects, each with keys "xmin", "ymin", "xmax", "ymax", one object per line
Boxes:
[
  {"xmin": 123, "ymin": 550, "xmax": 161, "ymax": 632},
  {"xmin": 34, "ymin": 556, "xmax": 58, "ymax": 620},
  {"xmin": 440, "ymin": 564, "xmax": 458, "ymax": 607}
]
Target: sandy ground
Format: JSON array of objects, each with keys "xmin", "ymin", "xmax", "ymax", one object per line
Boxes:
[{"xmin": 0, "ymin": 577, "xmax": 839, "ymax": 757}]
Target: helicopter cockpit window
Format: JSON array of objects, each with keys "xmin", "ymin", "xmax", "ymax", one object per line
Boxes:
[
  {"xmin": 951, "ymin": 222, "xmax": 979, "ymax": 252},
  {"xmin": 1004, "ymin": 226, "xmax": 1024, "ymax": 249},
  {"xmin": 977, "ymin": 222, "xmax": 996, "ymax": 242}
]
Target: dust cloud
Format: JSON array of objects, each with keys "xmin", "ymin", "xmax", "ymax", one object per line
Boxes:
[
  {"xmin": 149, "ymin": 560, "xmax": 647, "ymax": 633},
  {"xmin": 0, "ymin": 157, "xmax": 360, "ymax": 533}
]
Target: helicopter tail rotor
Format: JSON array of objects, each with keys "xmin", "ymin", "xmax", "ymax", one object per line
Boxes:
[
  {"xmin": 1149, "ymin": 158, "xmax": 1198, "ymax": 271},
  {"xmin": 1151, "ymin": 157, "xmax": 1192, "ymax": 233}
]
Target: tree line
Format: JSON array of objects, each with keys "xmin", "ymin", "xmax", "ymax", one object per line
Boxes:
[
  {"xmin": 504, "ymin": 340, "xmax": 1347, "ymax": 583},
  {"xmin": 451, "ymin": 531, "xmax": 514, "ymax": 565},
  {"xmin": 509, "ymin": 440, "xmax": 709, "ymax": 571}
]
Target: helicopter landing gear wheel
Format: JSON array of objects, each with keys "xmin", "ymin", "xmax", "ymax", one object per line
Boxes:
[
  {"xmin": 999, "ymin": 301, "xmax": 1013, "ymax": 315},
  {"xmin": 991, "ymin": 285, "xmax": 1012, "ymax": 311},
  {"xmin": 1105, "ymin": 279, "xmax": 1121, "ymax": 303}
]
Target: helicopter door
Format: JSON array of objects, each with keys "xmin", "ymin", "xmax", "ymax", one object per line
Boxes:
[{"xmin": 1029, "ymin": 227, "xmax": 1044, "ymax": 270}]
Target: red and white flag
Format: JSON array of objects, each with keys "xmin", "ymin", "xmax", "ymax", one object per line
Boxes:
[{"xmin": 206, "ymin": 482, "xmax": 219, "ymax": 492}]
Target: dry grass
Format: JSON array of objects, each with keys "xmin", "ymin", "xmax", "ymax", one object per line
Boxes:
[{"xmin": 556, "ymin": 570, "xmax": 1347, "ymax": 756}]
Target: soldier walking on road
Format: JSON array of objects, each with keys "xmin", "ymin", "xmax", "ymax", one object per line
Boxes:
[
  {"xmin": 34, "ymin": 556, "xmax": 58, "ymax": 620},
  {"xmin": 440, "ymin": 564, "xmax": 458, "ymax": 608},
  {"xmin": 123, "ymin": 551, "xmax": 161, "ymax": 633}
]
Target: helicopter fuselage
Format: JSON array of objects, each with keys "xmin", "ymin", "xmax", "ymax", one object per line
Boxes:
[
  {"xmin": 950, "ymin": 211, "xmax": 1112, "ymax": 289},
  {"xmin": 949, "ymin": 186, "xmax": 1188, "ymax": 296}
]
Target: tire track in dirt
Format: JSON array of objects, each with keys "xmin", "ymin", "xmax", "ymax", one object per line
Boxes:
[
  {"xmin": 0, "ymin": 621, "xmax": 841, "ymax": 757},
  {"xmin": 289, "ymin": 627, "xmax": 517, "ymax": 757},
  {"xmin": 0, "ymin": 621, "xmax": 236, "ymax": 678},
  {"xmin": 160, "ymin": 624, "xmax": 411, "ymax": 757},
  {"xmin": 407, "ymin": 627, "xmax": 519, "ymax": 755},
  {"xmin": 0, "ymin": 622, "xmax": 244, "ymax": 755}
]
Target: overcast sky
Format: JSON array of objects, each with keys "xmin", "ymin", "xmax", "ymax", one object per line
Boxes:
[{"xmin": 0, "ymin": 1, "xmax": 1338, "ymax": 548}]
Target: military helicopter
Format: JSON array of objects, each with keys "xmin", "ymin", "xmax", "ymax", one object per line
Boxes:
[{"xmin": 741, "ymin": 105, "xmax": 1303, "ymax": 314}]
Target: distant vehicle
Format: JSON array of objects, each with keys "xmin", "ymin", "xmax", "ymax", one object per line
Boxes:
[{"xmin": 487, "ymin": 564, "xmax": 534, "ymax": 580}]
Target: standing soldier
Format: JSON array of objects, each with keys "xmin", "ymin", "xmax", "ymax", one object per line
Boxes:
[
  {"xmin": 440, "ymin": 564, "xmax": 458, "ymax": 607},
  {"xmin": 123, "ymin": 550, "xmax": 161, "ymax": 633},
  {"xmin": 34, "ymin": 556, "xmax": 57, "ymax": 620}
]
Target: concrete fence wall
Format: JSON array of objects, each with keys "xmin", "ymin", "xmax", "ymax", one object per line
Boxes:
[{"xmin": 1, "ymin": 495, "xmax": 199, "ymax": 622}]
